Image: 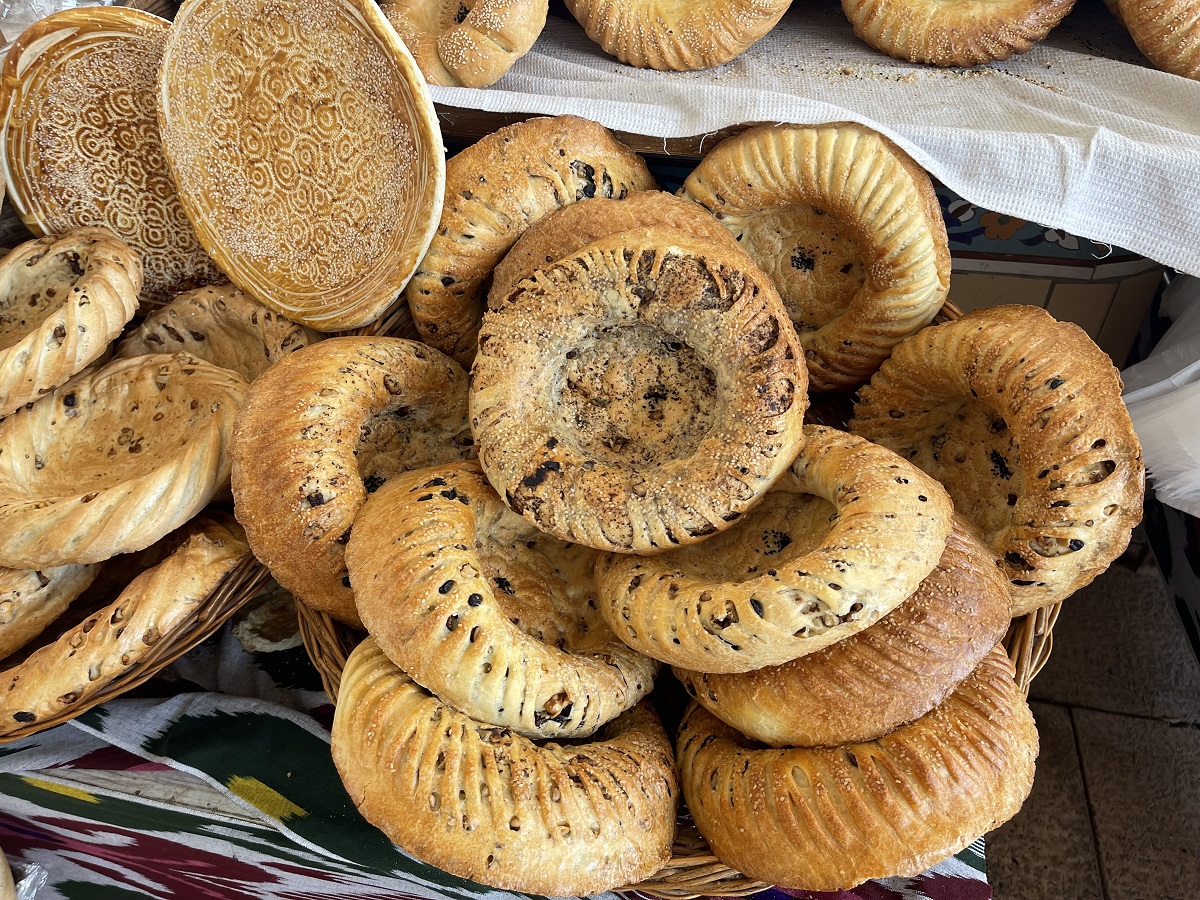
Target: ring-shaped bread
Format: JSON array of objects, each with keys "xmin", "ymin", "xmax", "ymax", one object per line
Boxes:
[
  {"xmin": 471, "ymin": 227, "xmax": 808, "ymax": 554},
  {"xmin": 0, "ymin": 516, "xmax": 248, "ymax": 733},
  {"xmin": 595, "ymin": 425, "xmax": 954, "ymax": 673},
  {"xmin": 0, "ymin": 228, "xmax": 142, "ymax": 419},
  {"xmin": 674, "ymin": 516, "xmax": 1010, "ymax": 746},
  {"xmin": 332, "ymin": 636, "xmax": 678, "ymax": 896},
  {"xmin": 159, "ymin": 0, "xmax": 444, "ymax": 331},
  {"xmin": 115, "ymin": 283, "xmax": 322, "ymax": 382},
  {"xmin": 490, "ymin": 191, "xmax": 741, "ymax": 307},
  {"xmin": 381, "ymin": 0, "xmax": 549, "ymax": 87},
  {"xmin": 842, "ymin": 0, "xmax": 1078, "ymax": 67},
  {"xmin": 406, "ymin": 115, "xmax": 656, "ymax": 366},
  {"xmin": 229, "ymin": 337, "xmax": 474, "ymax": 628},
  {"xmin": 0, "ymin": 563, "xmax": 99, "ymax": 661},
  {"xmin": 563, "ymin": 0, "xmax": 793, "ymax": 70},
  {"xmin": 0, "ymin": 8, "xmax": 222, "ymax": 307},
  {"xmin": 678, "ymin": 645, "xmax": 1038, "ymax": 891},
  {"xmin": 681, "ymin": 123, "xmax": 950, "ymax": 391},
  {"xmin": 850, "ymin": 305, "xmax": 1144, "ymax": 614},
  {"xmin": 347, "ymin": 461, "xmax": 658, "ymax": 739},
  {"xmin": 1118, "ymin": 0, "xmax": 1200, "ymax": 80},
  {"xmin": 0, "ymin": 353, "xmax": 246, "ymax": 569}
]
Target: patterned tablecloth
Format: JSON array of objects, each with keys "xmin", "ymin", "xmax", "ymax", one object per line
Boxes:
[{"xmin": 0, "ymin": 623, "xmax": 992, "ymax": 900}]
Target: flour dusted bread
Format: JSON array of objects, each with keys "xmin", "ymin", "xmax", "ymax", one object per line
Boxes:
[
  {"xmin": 0, "ymin": 353, "xmax": 246, "ymax": 569},
  {"xmin": 595, "ymin": 425, "xmax": 952, "ymax": 672},
  {"xmin": 472, "ymin": 227, "xmax": 806, "ymax": 554},
  {"xmin": 115, "ymin": 283, "xmax": 322, "ymax": 382},
  {"xmin": 229, "ymin": 338, "xmax": 473, "ymax": 627},
  {"xmin": 381, "ymin": 0, "xmax": 549, "ymax": 87},
  {"xmin": 1118, "ymin": 0, "xmax": 1200, "ymax": 80},
  {"xmin": 0, "ymin": 7, "xmax": 221, "ymax": 307},
  {"xmin": 563, "ymin": 0, "xmax": 793, "ymax": 70},
  {"xmin": 0, "ymin": 229, "xmax": 141, "ymax": 419},
  {"xmin": 0, "ymin": 564, "xmax": 99, "ymax": 661},
  {"xmin": 348, "ymin": 462, "xmax": 657, "ymax": 739},
  {"xmin": 851, "ymin": 305, "xmax": 1144, "ymax": 614},
  {"xmin": 0, "ymin": 516, "xmax": 247, "ymax": 733},
  {"xmin": 674, "ymin": 516, "xmax": 1010, "ymax": 746},
  {"xmin": 159, "ymin": 0, "xmax": 444, "ymax": 331},
  {"xmin": 678, "ymin": 646, "xmax": 1038, "ymax": 890},
  {"xmin": 407, "ymin": 115, "xmax": 655, "ymax": 365},
  {"xmin": 333, "ymin": 637, "xmax": 678, "ymax": 895},
  {"xmin": 681, "ymin": 123, "xmax": 950, "ymax": 391},
  {"xmin": 842, "ymin": 0, "xmax": 1077, "ymax": 67}
]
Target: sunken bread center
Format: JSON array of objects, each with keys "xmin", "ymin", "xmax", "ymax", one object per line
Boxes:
[{"xmin": 0, "ymin": 248, "xmax": 87, "ymax": 348}]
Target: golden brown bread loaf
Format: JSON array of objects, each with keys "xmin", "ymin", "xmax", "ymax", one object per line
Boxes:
[
  {"xmin": 678, "ymin": 645, "xmax": 1038, "ymax": 890},
  {"xmin": 563, "ymin": 0, "xmax": 793, "ymax": 70},
  {"xmin": 0, "ymin": 7, "xmax": 221, "ymax": 307},
  {"xmin": 406, "ymin": 116, "xmax": 656, "ymax": 365},
  {"xmin": 347, "ymin": 461, "xmax": 658, "ymax": 738},
  {"xmin": 681, "ymin": 123, "xmax": 950, "ymax": 391},
  {"xmin": 332, "ymin": 637, "xmax": 678, "ymax": 896},
  {"xmin": 674, "ymin": 515, "xmax": 1010, "ymax": 746},
  {"xmin": 0, "ymin": 353, "xmax": 246, "ymax": 569},
  {"xmin": 0, "ymin": 229, "xmax": 142, "ymax": 419},
  {"xmin": 842, "ymin": 0, "xmax": 1078, "ymax": 67},
  {"xmin": 0, "ymin": 564, "xmax": 99, "ymax": 662},
  {"xmin": 158, "ymin": 0, "xmax": 444, "ymax": 331},
  {"xmin": 0, "ymin": 516, "xmax": 248, "ymax": 734},
  {"xmin": 229, "ymin": 338, "xmax": 473, "ymax": 627},
  {"xmin": 381, "ymin": 0, "xmax": 549, "ymax": 87},
  {"xmin": 471, "ymin": 226, "xmax": 807, "ymax": 554},
  {"xmin": 595, "ymin": 425, "xmax": 953, "ymax": 672},
  {"xmin": 851, "ymin": 305, "xmax": 1144, "ymax": 614},
  {"xmin": 1118, "ymin": 0, "xmax": 1200, "ymax": 80},
  {"xmin": 115, "ymin": 284, "xmax": 322, "ymax": 382}
]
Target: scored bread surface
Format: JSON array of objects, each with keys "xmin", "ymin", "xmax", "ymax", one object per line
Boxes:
[
  {"xmin": 851, "ymin": 305, "xmax": 1144, "ymax": 614},
  {"xmin": 348, "ymin": 462, "xmax": 658, "ymax": 739},
  {"xmin": 681, "ymin": 122, "xmax": 950, "ymax": 391},
  {"xmin": 471, "ymin": 226, "xmax": 807, "ymax": 554},
  {"xmin": 1118, "ymin": 0, "xmax": 1200, "ymax": 79},
  {"xmin": 0, "ymin": 229, "xmax": 142, "ymax": 419},
  {"xmin": 674, "ymin": 515, "xmax": 1010, "ymax": 746},
  {"xmin": 0, "ymin": 7, "xmax": 221, "ymax": 307},
  {"xmin": 333, "ymin": 637, "xmax": 678, "ymax": 896},
  {"xmin": 0, "ymin": 564, "xmax": 99, "ymax": 662},
  {"xmin": 407, "ymin": 115, "xmax": 656, "ymax": 366},
  {"xmin": 229, "ymin": 337, "xmax": 474, "ymax": 627},
  {"xmin": 678, "ymin": 646, "xmax": 1039, "ymax": 890},
  {"xmin": 0, "ymin": 353, "xmax": 246, "ymax": 569},
  {"xmin": 595, "ymin": 425, "xmax": 953, "ymax": 672}
]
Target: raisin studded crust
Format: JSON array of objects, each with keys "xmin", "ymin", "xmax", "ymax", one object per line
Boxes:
[
  {"xmin": 595, "ymin": 425, "xmax": 953, "ymax": 673},
  {"xmin": 490, "ymin": 191, "xmax": 741, "ymax": 306},
  {"xmin": 406, "ymin": 115, "xmax": 656, "ymax": 366},
  {"xmin": 381, "ymin": 0, "xmax": 549, "ymax": 87},
  {"xmin": 229, "ymin": 338, "xmax": 473, "ymax": 627},
  {"xmin": 563, "ymin": 0, "xmax": 792, "ymax": 71},
  {"xmin": 332, "ymin": 637, "xmax": 678, "ymax": 896},
  {"xmin": 1119, "ymin": 0, "xmax": 1200, "ymax": 80},
  {"xmin": 842, "ymin": 0, "xmax": 1077, "ymax": 67},
  {"xmin": 681, "ymin": 123, "xmax": 950, "ymax": 391},
  {"xmin": 115, "ymin": 283, "xmax": 322, "ymax": 382},
  {"xmin": 0, "ymin": 353, "xmax": 246, "ymax": 569},
  {"xmin": 0, "ymin": 229, "xmax": 142, "ymax": 419},
  {"xmin": 851, "ymin": 305, "xmax": 1144, "ymax": 614},
  {"xmin": 0, "ymin": 564, "xmax": 99, "ymax": 662},
  {"xmin": 0, "ymin": 516, "xmax": 247, "ymax": 733},
  {"xmin": 678, "ymin": 646, "xmax": 1038, "ymax": 891},
  {"xmin": 0, "ymin": 8, "xmax": 221, "ymax": 307},
  {"xmin": 159, "ymin": 0, "xmax": 444, "ymax": 331},
  {"xmin": 347, "ymin": 461, "xmax": 657, "ymax": 739},
  {"xmin": 674, "ymin": 515, "xmax": 1010, "ymax": 746},
  {"xmin": 471, "ymin": 227, "xmax": 807, "ymax": 554}
]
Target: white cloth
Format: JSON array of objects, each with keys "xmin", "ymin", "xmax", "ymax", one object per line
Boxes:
[{"xmin": 429, "ymin": 3, "xmax": 1200, "ymax": 277}]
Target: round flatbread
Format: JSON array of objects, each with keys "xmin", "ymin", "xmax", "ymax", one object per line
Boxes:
[
  {"xmin": 0, "ymin": 563, "xmax": 99, "ymax": 662},
  {"xmin": 1118, "ymin": 0, "xmax": 1200, "ymax": 80}
]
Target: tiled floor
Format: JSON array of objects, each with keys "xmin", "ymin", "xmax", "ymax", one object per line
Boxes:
[{"xmin": 988, "ymin": 539, "xmax": 1200, "ymax": 900}]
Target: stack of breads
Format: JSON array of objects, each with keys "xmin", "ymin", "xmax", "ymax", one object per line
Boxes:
[{"xmin": 0, "ymin": 0, "xmax": 1148, "ymax": 894}]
